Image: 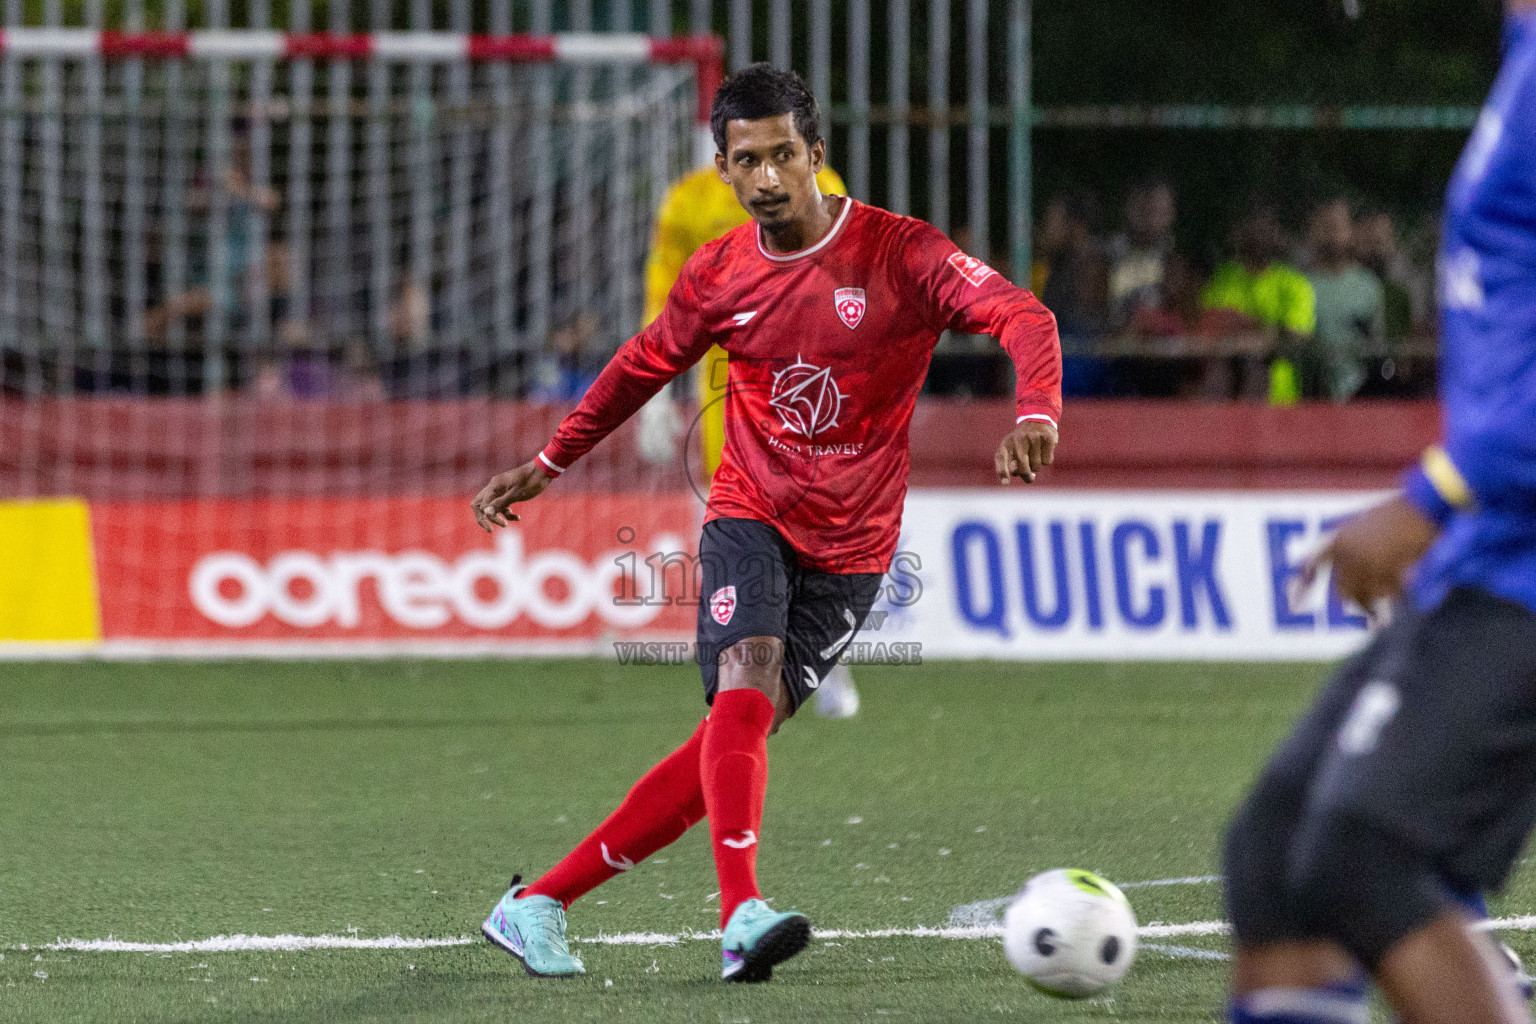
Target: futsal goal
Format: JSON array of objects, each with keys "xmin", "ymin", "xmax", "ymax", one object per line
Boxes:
[{"xmin": 0, "ymin": 31, "xmax": 722, "ymax": 654}]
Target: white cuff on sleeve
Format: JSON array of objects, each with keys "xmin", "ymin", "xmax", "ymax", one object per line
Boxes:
[{"xmin": 537, "ymin": 451, "xmax": 566, "ymax": 475}]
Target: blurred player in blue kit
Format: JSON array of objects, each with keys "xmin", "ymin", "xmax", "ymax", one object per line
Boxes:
[{"xmin": 1222, "ymin": 3, "xmax": 1536, "ymax": 1022}]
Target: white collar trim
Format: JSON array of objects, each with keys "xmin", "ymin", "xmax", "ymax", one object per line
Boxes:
[{"xmin": 756, "ymin": 196, "xmax": 853, "ymax": 263}]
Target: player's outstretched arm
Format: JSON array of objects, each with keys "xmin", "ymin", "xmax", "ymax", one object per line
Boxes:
[
  {"xmin": 472, "ymin": 460, "xmax": 552, "ymax": 533},
  {"xmin": 896, "ymin": 220, "xmax": 1064, "ymax": 482},
  {"xmin": 995, "ymin": 419, "xmax": 1059, "ymax": 485}
]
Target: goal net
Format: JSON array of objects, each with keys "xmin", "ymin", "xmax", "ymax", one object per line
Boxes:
[
  {"xmin": 0, "ymin": 34, "xmax": 714, "ymax": 653},
  {"xmin": 0, "ymin": 42, "xmax": 697, "ymax": 396}
]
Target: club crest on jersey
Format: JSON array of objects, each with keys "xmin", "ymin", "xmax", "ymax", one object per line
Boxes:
[
  {"xmin": 769, "ymin": 357, "xmax": 845, "ymax": 438},
  {"xmin": 946, "ymin": 250, "xmax": 997, "ymax": 287},
  {"xmin": 833, "ymin": 287, "xmax": 866, "ymax": 329},
  {"xmin": 709, "ymin": 585, "xmax": 737, "ymax": 626}
]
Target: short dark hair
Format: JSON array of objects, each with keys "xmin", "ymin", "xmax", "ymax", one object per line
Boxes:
[{"xmin": 710, "ymin": 63, "xmax": 823, "ymax": 155}]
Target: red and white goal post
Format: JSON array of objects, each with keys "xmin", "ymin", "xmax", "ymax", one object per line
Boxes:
[{"xmin": 0, "ymin": 32, "xmax": 723, "ymax": 656}]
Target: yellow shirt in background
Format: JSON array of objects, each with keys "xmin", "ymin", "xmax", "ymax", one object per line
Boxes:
[
  {"xmin": 1200, "ymin": 261, "xmax": 1317, "ymax": 337},
  {"xmin": 1201, "ymin": 261, "xmax": 1317, "ymax": 406},
  {"xmin": 643, "ymin": 164, "xmax": 847, "ymax": 477}
]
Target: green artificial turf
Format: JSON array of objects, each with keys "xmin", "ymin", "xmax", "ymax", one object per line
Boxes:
[{"xmin": 1, "ymin": 659, "xmax": 1530, "ymax": 1022}]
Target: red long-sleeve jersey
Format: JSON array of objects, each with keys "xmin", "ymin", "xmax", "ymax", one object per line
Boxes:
[{"xmin": 538, "ymin": 197, "xmax": 1062, "ymax": 573}]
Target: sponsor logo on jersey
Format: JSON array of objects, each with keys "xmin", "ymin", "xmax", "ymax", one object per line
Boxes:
[
  {"xmin": 946, "ymin": 250, "xmax": 997, "ymax": 287},
  {"xmin": 721, "ymin": 829, "xmax": 758, "ymax": 850},
  {"xmin": 833, "ymin": 287, "xmax": 866, "ymax": 329},
  {"xmin": 769, "ymin": 357, "xmax": 844, "ymax": 439},
  {"xmin": 729, "ymin": 311, "xmax": 759, "ymax": 327},
  {"xmin": 710, "ymin": 585, "xmax": 737, "ymax": 626}
]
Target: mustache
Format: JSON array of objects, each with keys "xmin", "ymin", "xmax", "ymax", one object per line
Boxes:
[{"xmin": 751, "ymin": 193, "xmax": 790, "ymax": 208}]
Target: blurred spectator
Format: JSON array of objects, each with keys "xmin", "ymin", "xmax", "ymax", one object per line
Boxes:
[
  {"xmin": 143, "ymin": 125, "xmax": 283, "ymax": 353},
  {"xmin": 1201, "ymin": 205, "xmax": 1316, "ymax": 401},
  {"xmin": 1126, "ymin": 253, "xmax": 1267, "ymax": 398},
  {"xmin": 529, "ymin": 313, "xmax": 602, "ymax": 402},
  {"xmin": 1106, "ymin": 179, "xmax": 1176, "ymax": 331},
  {"xmin": 1301, "ymin": 198, "xmax": 1385, "ymax": 402},
  {"xmin": 380, "ymin": 277, "xmax": 482, "ymax": 398},
  {"xmin": 389, "ymin": 278, "xmax": 433, "ymax": 351},
  {"xmin": 1036, "ymin": 192, "xmax": 1111, "ymax": 395},
  {"xmin": 144, "ymin": 238, "xmax": 300, "ymax": 350},
  {"xmin": 258, "ymin": 340, "xmax": 384, "ymax": 401},
  {"xmin": 1356, "ymin": 211, "xmax": 1430, "ymax": 338},
  {"xmin": 1128, "ymin": 252, "xmax": 1205, "ymax": 338},
  {"xmin": 1037, "ymin": 192, "xmax": 1109, "ymax": 336}
]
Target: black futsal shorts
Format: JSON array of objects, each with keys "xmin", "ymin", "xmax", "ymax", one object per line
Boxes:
[
  {"xmin": 695, "ymin": 517, "xmax": 884, "ymax": 712},
  {"xmin": 1256, "ymin": 586, "xmax": 1536, "ymax": 893}
]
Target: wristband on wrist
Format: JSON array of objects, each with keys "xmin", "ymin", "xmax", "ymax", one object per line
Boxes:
[{"xmin": 1401, "ymin": 446, "xmax": 1472, "ymax": 527}]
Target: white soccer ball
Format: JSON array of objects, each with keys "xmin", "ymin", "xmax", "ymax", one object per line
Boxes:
[{"xmin": 1003, "ymin": 868, "xmax": 1138, "ymax": 999}]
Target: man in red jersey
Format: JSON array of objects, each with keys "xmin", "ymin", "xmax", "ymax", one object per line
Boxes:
[{"xmin": 472, "ymin": 64, "xmax": 1061, "ymax": 984}]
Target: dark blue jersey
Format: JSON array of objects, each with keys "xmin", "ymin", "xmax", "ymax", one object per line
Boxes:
[{"xmin": 1406, "ymin": 12, "xmax": 1536, "ymax": 614}]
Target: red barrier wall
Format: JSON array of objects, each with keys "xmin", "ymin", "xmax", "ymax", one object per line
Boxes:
[
  {"xmin": 0, "ymin": 397, "xmax": 673, "ymax": 498},
  {"xmin": 2, "ymin": 397, "xmax": 1440, "ymax": 497},
  {"xmin": 910, "ymin": 399, "xmax": 1440, "ymax": 489}
]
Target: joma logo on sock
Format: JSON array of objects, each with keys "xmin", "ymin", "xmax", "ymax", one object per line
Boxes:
[
  {"xmin": 601, "ymin": 843, "xmax": 635, "ymax": 871},
  {"xmin": 721, "ymin": 830, "xmax": 758, "ymax": 850}
]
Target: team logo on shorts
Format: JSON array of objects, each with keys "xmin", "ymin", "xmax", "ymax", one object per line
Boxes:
[
  {"xmin": 833, "ymin": 287, "xmax": 866, "ymax": 329},
  {"xmin": 710, "ymin": 585, "xmax": 738, "ymax": 626},
  {"xmin": 946, "ymin": 250, "xmax": 997, "ymax": 287}
]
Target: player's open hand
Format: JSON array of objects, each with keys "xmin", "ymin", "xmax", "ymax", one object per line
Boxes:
[
  {"xmin": 1299, "ymin": 495, "xmax": 1437, "ymax": 619},
  {"xmin": 995, "ymin": 420, "xmax": 1058, "ymax": 484},
  {"xmin": 471, "ymin": 461, "xmax": 552, "ymax": 533}
]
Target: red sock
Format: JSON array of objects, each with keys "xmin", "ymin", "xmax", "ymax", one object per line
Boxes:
[
  {"xmin": 701, "ymin": 688, "xmax": 775, "ymax": 927},
  {"xmin": 522, "ymin": 717, "xmax": 707, "ymax": 908}
]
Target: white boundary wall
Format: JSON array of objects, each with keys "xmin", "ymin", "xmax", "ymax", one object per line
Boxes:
[
  {"xmin": 0, "ymin": 489, "xmax": 1396, "ymax": 662},
  {"xmin": 867, "ymin": 489, "xmax": 1389, "ymax": 661}
]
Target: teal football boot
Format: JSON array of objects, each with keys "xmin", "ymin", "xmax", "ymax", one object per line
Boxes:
[
  {"xmin": 481, "ymin": 876, "xmax": 586, "ymax": 978},
  {"xmin": 720, "ymin": 898, "xmax": 811, "ymax": 982}
]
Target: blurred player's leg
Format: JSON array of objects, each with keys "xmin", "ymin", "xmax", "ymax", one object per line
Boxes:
[
  {"xmin": 814, "ymin": 660, "xmax": 860, "ymax": 718},
  {"xmin": 1225, "ymin": 631, "xmax": 1380, "ymax": 1023},
  {"xmin": 1445, "ymin": 887, "xmax": 1534, "ymax": 1001},
  {"xmin": 1227, "ymin": 590, "xmax": 1536, "ymax": 1023},
  {"xmin": 1372, "ymin": 912, "xmax": 1528, "ymax": 1024}
]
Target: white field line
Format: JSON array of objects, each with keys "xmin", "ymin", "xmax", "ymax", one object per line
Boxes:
[
  {"xmin": 1142, "ymin": 943, "xmax": 1231, "ymax": 961},
  {"xmin": 1140, "ymin": 921, "xmax": 1230, "ymax": 939},
  {"xmin": 1122, "ymin": 875, "xmax": 1222, "ymax": 888},
  {"xmin": 945, "ymin": 896, "xmax": 1014, "ymax": 926},
  {"xmin": 33, "ymin": 915, "xmax": 1536, "ymax": 956},
  {"xmin": 45, "ymin": 934, "xmax": 479, "ymax": 953},
  {"xmin": 948, "ymin": 875, "xmax": 1222, "ymax": 927},
  {"xmin": 24, "ymin": 921, "xmax": 1235, "ymax": 954}
]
